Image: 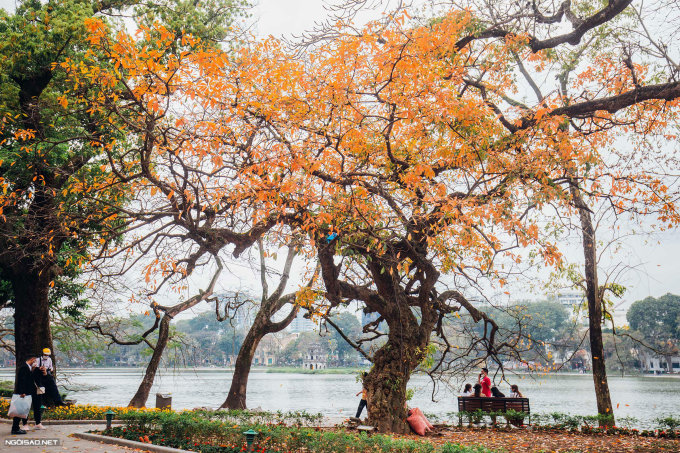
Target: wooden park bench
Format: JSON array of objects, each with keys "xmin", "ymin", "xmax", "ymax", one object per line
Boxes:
[{"xmin": 457, "ymin": 396, "xmax": 531, "ymax": 426}]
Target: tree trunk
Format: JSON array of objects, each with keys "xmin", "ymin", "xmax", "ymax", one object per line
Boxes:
[
  {"xmin": 221, "ymin": 319, "xmax": 266, "ymax": 409},
  {"xmin": 588, "ymin": 305, "xmax": 614, "ymax": 426},
  {"xmin": 128, "ymin": 314, "xmax": 171, "ymax": 408},
  {"xmin": 12, "ymin": 272, "xmax": 54, "ymax": 374},
  {"xmin": 364, "ymin": 313, "xmax": 428, "ymax": 434},
  {"xmin": 573, "ymin": 188, "xmax": 615, "ymax": 426},
  {"xmin": 128, "ymin": 263, "xmax": 223, "ymax": 407}
]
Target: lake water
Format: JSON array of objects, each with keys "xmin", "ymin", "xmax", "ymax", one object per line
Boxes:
[{"xmin": 1, "ymin": 368, "xmax": 678, "ymax": 428}]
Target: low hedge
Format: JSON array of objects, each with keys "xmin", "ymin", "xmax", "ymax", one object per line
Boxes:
[
  {"xmin": 0, "ymin": 380, "xmax": 12, "ymax": 398},
  {"xmin": 116, "ymin": 410, "xmax": 496, "ymax": 453}
]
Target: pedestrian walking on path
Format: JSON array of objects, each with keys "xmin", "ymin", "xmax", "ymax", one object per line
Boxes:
[{"xmin": 10, "ymin": 355, "xmax": 45, "ymax": 434}]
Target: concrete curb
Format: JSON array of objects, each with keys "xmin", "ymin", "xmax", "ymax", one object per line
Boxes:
[
  {"xmin": 73, "ymin": 432, "xmax": 192, "ymax": 453},
  {"xmin": 0, "ymin": 418, "xmax": 123, "ymax": 425}
]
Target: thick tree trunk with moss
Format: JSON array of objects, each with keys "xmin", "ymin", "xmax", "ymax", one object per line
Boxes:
[
  {"xmin": 364, "ymin": 305, "xmax": 430, "ymax": 434},
  {"xmin": 12, "ymin": 271, "xmax": 55, "ymax": 373},
  {"xmin": 128, "ymin": 314, "xmax": 171, "ymax": 408}
]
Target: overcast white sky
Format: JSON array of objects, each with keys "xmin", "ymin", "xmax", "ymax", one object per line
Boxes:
[
  {"xmin": 255, "ymin": 0, "xmax": 330, "ymax": 37},
  {"xmin": 1, "ymin": 0, "xmax": 679, "ymax": 310}
]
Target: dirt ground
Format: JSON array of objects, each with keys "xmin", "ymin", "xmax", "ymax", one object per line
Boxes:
[{"xmin": 396, "ymin": 426, "xmax": 680, "ymax": 453}]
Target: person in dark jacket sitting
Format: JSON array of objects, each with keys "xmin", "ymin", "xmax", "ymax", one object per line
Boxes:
[{"xmin": 11, "ymin": 355, "xmax": 44, "ymax": 434}]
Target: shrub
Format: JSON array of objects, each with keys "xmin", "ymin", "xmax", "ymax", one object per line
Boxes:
[
  {"xmin": 190, "ymin": 408, "xmax": 323, "ymax": 427},
  {"xmin": 0, "ymin": 380, "xmax": 13, "ymax": 398},
  {"xmin": 655, "ymin": 415, "xmax": 680, "ymax": 431}
]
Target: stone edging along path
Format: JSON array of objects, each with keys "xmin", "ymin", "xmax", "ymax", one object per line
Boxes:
[
  {"xmin": 0, "ymin": 418, "xmax": 123, "ymax": 425},
  {"xmin": 73, "ymin": 432, "xmax": 192, "ymax": 453}
]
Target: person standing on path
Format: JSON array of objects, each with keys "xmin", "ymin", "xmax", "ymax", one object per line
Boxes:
[
  {"xmin": 11, "ymin": 355, "xmax": 45, "ymax": 434},
  {"xmin": 38, "ymin": 348, "xmax": 65, "ymax": 406},
  {"xmin": 478, "ymin": 367, "xmax": 492, "ymax": 397},
  {"xmin": 355, "ymin": 372, "xmax": 368, "ymax": 419}
]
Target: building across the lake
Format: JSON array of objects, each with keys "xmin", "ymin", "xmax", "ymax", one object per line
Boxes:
[
  {"xmin": 639, "ymin": 352, "xmax": 680, "ymax": 374},
  {"xmin": 302, "ymin": 343, "xmax": 327, "ymax": 370},
  {"xmin": 555, "ymin": 291, "xmax": 589, "ymax": 325}
]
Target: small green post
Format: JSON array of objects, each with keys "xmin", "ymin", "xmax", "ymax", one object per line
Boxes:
[
  {"xmin": 242, "ymin": 429, "xmax": 258, "ymax": 452},
  {"xmin": 40, "ymin": 405, "xmax": 46, "ymax": 420},
  {"xmin": 105, "ymin": 410, "xmax": 116, "ymax": 430}
]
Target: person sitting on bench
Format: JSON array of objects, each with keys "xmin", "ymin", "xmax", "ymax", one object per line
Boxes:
[
  {"xmin": 472, "ymin": 383, "xmax": 483, "ymax": 397},
  {"xmin": 509, "ymin": 384, "xmax": 523, "ymax": 398},
  {"xmin": 490, "ymin": 386, "xmax": 505, "ymax": 398}
]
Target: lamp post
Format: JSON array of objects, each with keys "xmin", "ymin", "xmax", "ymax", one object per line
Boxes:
[
  {"xmin": 105, "ymin": 410, "xmax": 116, "ymax": 430},
  {"xmin": 242, "ymin": 429, "xmax": 258, "ymax": 452}
]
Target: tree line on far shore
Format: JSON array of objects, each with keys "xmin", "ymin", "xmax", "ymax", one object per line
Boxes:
[{"xmin": 3, "ymin": 294, "xmax": 677, "ymax": 377}]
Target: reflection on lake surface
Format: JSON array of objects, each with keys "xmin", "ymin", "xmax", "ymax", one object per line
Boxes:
[{"xmin": 1, "ymin": 368, "xmax": 677, "ymax": 428}]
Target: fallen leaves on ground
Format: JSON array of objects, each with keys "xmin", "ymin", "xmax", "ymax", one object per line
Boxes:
[{"xmin": 395, "ymin": 427, "xmax": 680, "ymax": 452}]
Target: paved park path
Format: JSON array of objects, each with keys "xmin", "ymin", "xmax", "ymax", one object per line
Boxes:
[{"xmin": 1, "ymin": 423, "xmax": 135, "ymax": 453}]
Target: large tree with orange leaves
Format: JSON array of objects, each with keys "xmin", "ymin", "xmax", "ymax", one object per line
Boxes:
[
  {"xmin": 0, "ymin": 0, "xmax": 250, "ymax": 373},
  {"xmin": 75, "ymin": 1, "xmax": 680, "ymax": 432},
  {"xmin": 59, "ymin": 16, "xmax": 310, "ymax": 407},
  {"xmin": 266, "ymin": 4, "xmax": 679, "ymax": 431}
]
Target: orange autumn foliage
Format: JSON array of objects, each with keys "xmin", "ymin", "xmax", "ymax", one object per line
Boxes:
[
  {"xmin": 64, "ymin": 8, "xmax": 680, "ymax": 302},
  {"xmin": 62, "ymin": 6, "xmax": 680, "ymax": 433}
]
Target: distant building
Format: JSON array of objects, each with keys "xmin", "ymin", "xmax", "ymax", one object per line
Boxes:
[
  {"xmin": 557, "ymin": 291, "xmax": 588, "ymax": 325},
  {"xmin": 302, "ymin": 344, "xmax": 327, "ymax": 370},
  {"xmin": 288, "ymin": 312, "xmax": 316, "ymax": 333},
  {"xmin": 253, "ymin": 338, "xmax": 277, "ymax": 366},
  {"xmin": 233, "ymin": 307, "xmax": 255, "ymax": 330},
  {"xmin": 550, "ymin": 348, "xmax": 591, "ymax": 371},
  {"xmin": 557, "ymin": 291, "xmax": 584, "ymax": 308},
  {"xmin": 639, "ymin": 352, "xmax": 680, "ymax": 374},
  {"xmin": 554, "ymin": 291, "xmax": 630, "ymax": 328}
]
